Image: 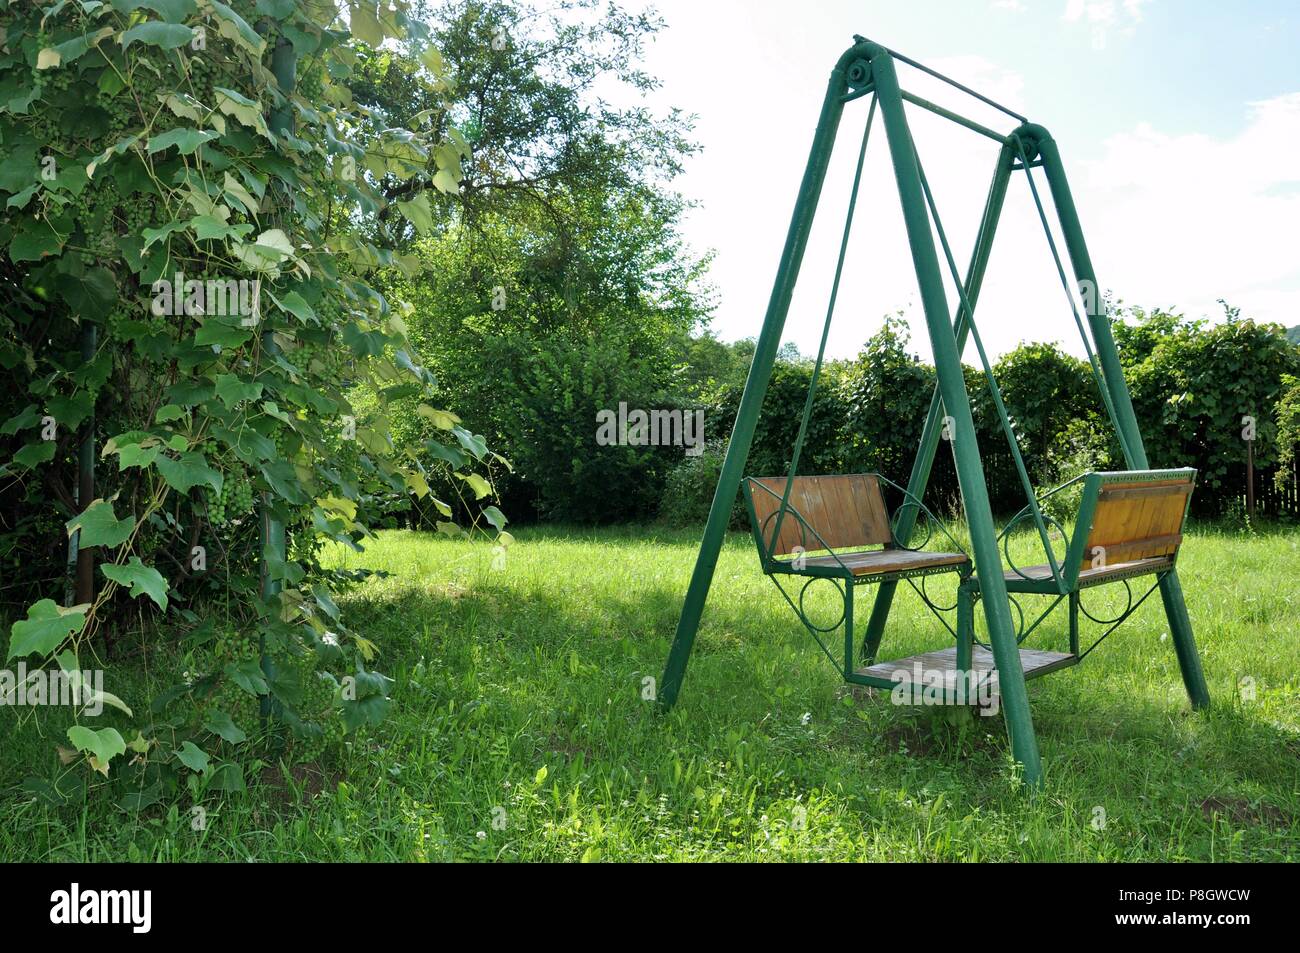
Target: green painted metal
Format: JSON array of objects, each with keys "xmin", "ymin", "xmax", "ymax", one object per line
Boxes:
[
  {"xmin": 1027, "ymin": 126, "xmax": 1210, "ymax": 709},
  {"xmin": 658, "ymin": 41, "xmax": 869, "ymax": 711},
  {"xmin": 660, "ymin": 36, "xmax": 1211, "ymax": 785},
  {"xmin": 866, "ymin": 47, "xmax": 1041, "ymax": 782},
  {"xmin": 900, "ymin": 89, "xmax": 1008, "ymax": 145},
  {"xmin": 956, "ymin": 581, "xmax": 974, "ymax": 673},
  {"xmin": 863, "ymin": 143, "xmax": 1016, "ymax": 661}
]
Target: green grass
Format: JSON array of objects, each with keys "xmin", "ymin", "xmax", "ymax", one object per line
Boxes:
[{"xmin": 2, "ymin": 521, "xmax": 1298, "ymax": 861}]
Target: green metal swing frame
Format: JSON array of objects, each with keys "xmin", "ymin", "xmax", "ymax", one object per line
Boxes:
[{"xmin": 657, "ymin": 37, "xmax": 1211, "ymax": 786}]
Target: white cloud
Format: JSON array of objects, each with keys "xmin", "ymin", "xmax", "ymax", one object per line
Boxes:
[
  {"xmin": 992, "ymin": 0, "xmax": 1029, "ymax": 12},
  {"xmin": 622, "ymin": 0, "xmax": 1297, "ymax": 369},
  {"xmin": 1077, "ymin": 92, "xmax": 1300, "ymax": 330},
  {"xmin": 1063, "ymin": 0, "xmax": 1151, "ymax": 48}
]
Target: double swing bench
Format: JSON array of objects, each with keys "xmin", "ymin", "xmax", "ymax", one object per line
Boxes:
[
  {"xmin": 744, "ymin": 468, "xmax": 1196, "ymax": 699},
  {"xmin": 660, "ymin": 37, "xmax": 1212, "ymax": 785}
]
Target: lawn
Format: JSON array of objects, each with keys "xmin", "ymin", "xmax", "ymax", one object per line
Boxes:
[{"xmin": 2, "ymin": 521, "xmax": 1298, "ymax": 861}]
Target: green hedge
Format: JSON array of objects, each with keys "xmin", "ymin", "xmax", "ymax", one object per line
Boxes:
[{"xmin": 659, "ymin": 309, "xmax": 1300, "ymax": 525}]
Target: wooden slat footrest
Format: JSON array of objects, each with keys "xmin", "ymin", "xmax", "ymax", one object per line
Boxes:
[{"xmin": 854, "ymin": 646, "xmax": 1076, "ymax": 699}]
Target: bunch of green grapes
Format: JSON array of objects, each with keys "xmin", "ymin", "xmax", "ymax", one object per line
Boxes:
[
  {"xmin": 217, "ymin": 672, "xmax": 262, "ymax": 729},
  {"xmin": 297, "ymin": 62, "xmax": 325, "ymax": 101},
  {"xmin": 99, "ymin": 89, "xmax": 139, "ymax": 140},
  {"xmin": 296, "ymin": 337, "xmax": 336, "ymax": 377},
  {"xmin": 106, "ymin": 303, "xmax": 134, "ymax": 337},
  {"xmin": 208, "ymin": 468, "xmax": 255, "ymax": 526},
  {"xmin": 271, "ymin": 426, "xmax": 300, "ymax": 461},
  {"xmin": 215, "ymin": 628, "xmax": 258, "ymax": 662},
  {"xmin": 119, "ymin": 192, "xmax": 156, "ymax": 238},
  {"xmin": 41, "ymin": 63, "xmax": 75, "ymax": 94}
]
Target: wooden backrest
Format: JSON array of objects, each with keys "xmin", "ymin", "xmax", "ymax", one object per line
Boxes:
[
  {"xmin": 1071, "ymin": 469, "xmax": 1196, "ymax": 572},
  {"xmin": 745, "ymin": 474, "xmax": 893, "ymax": 557}
]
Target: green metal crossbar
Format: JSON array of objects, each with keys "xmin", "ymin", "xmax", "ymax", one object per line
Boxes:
[{"xmin": 658, "ymin": 37, "xmax": 1211, "ymax": 786}]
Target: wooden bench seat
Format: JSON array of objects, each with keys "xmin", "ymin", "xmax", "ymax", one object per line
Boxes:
[
  {"xmin": 971, "ymin": 469, "xmax": 1195, "ymax": 595},
  {"xmin": 977, "ymin": 555, "xmax": 1175, "ymax": 591},
  {"xmin": 742, "ymin": 473, "xmax": 969, "ymax": 583},
  {"xmin": 797, "ymin": 548, "xmax": 968, "ymax": 578}
]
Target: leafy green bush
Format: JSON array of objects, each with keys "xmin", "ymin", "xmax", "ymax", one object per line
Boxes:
[
  {"xmin": 657, "ymin": 439, "xmax": 744, "ymax": 529},
  {"xmin": 0, "ymin": 0, "xmax": 502, "ymax": 790},
  {"xmin": 1117, "ymin": 306, "xmax": 1300, "ymax": 512},
  {"xmin": 1274, "ymin": 374, "xmax": 1300, "ymax": 494}
]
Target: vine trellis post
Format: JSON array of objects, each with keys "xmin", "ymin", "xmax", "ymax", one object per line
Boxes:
[{"xmin": 257, "ymin": 25, "xmax": 299, "ymax": 719}]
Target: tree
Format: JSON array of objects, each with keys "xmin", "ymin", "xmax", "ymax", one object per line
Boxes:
[
  {"xmin": 0, "ymin": 0, "xmax": 501, "ymax": 785},
  {"xmin": 365, "ymin": 0, "xmax": 712, "ymax": 521}
]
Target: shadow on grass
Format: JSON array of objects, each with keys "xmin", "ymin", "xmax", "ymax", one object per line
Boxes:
[{"xmin": 336, "ymin": 560, "xmax": 1300, "ymax": 815}]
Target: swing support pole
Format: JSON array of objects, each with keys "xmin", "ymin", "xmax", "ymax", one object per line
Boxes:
[
  {"xmin": 658, "ymin": 43, "xmax": 867, "ymax": 711},
  {"xmin": 1026, "ymin": 126, "xmax": 1210, "ymax": 709},
  {"xmin": 867, "ymin": 49, "xmax": 1042, "ymax": 781},
  {"xmin": 863, "ymin": 140, "xmax": 1017, "ymax": 663}
]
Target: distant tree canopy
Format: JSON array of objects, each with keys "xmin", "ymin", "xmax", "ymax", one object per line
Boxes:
[{"xmin": 347, "ymin": 0, "xmax": 713, "ymax": 522}]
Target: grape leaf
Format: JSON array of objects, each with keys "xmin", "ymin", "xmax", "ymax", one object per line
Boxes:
[
  {"xmin": 9, "ymin": 220, "xmax": 65, "ymax": 263},
  {"xmin": 147, "ymin": 127, "xmax": 219, "ymax": 156},
  {"xmin": 174, "ymin": 741, "xmax": 210, "ymax": 773},
  {"xmin": 269, "ymin": 290, "xmax": 315, "ymax": 322},
  {"xmin": 215, "ymin": 373, "xmax": 263, "ymax": 407},
  {"xmin": 66, "ymin": 499, "xmax": 135, "ymax": 548},
  {"xmin": 119, "ymin": 22, "xmax": 196, "ymax": 51},
  {"xmin": 101, "ymin": 557, "xmax": 169, "ymax": 611},
  {"xmin": 396, "ymin": 193, "xmax": 433, "ymax": 233},
  {"xmin": 458, "ymin": 472, "xmax": 491, "ymax": 499},
  {"xmin": 67, "ymin": 726, "xmax": 127, "ymax": 777},
  {"xmin": 202, "ymin": 710, "xmax": 247, "ymax": 744},
  {"xmin": 225, "ymin": 659, "xmax": 268, "ymax": 695},
  {"xmin": 195, "ymin": 320, "xmax": 253, "ymax": 348},
  {"xmin": 209, "ymin": 1, "xmax": 266, "ymax": 56},
  {"xmin": 109, "ymin": 0, "xmax": 198, "ymax": 22},
  {"xmin": 8, "ymin": 600, "xmax": 87, "ymax": 661},
  {"xmin": 12, "ymin": 441, "xmax": 56, "ymax": 469},
  {"xmin": 482, "ymin": 505, "xmax": 508, "ymax": 532},
  {"xmin": 155, "ymin": 451, "xmax": 222, "ymax": 494}
]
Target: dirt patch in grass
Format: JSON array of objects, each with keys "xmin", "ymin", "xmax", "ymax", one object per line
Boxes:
[
  {"xmin": 259, "ymin": 761, "xmax": 335, "ymax": 803},
  {"xmin": 1200, "ymin": 795, "xmax": 1291, "ymax": 828}
]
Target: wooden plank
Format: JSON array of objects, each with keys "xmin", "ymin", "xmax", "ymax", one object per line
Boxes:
[
  {"xmin": 859, "ymin": 474, "xmax": 893, "ymax": 545},
  {"xmin": 978, "ymin": 555, "xmax": 1173, "ymax": 590},
  {"xmin": 1082, "ymin": 474, "xmax": 1194, "ymax": 570},
  {"xmin": 801, "ymin": 548, "xmax": 967, "ymax": 576},
  {"xmin": 1094, "ymin": 533, "xmax": 1181, "ymax": 565},
  {"xmin": 750, "ymin": 474, "xmax": 894, "ymax": 554},
  {"xmin": 821, "ymin": 475, "xmax": 855, "ymax": 550},
  {"xmin": 1097, "ymin": 483, "xmax": 1193, "ymax": 502},
  {"xmin": 856, "ymin": 645, "xmax": 1076, "ymax": 684}
]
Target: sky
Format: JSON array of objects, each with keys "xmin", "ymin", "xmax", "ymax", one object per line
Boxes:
[{"xmin": 620, "ymin": 0, "xmax": 1300, "ymax": 362}]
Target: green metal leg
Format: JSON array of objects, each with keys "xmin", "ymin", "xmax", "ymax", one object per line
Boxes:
[
  {"xmin": 843, "ymin": 582, "xmax": 856, "ymax": 680},
  {"xmin": 1159, "ymin": 570, "xmax": 1210, "ymax": 708},
  {"xmin": 1028, "ymin": 126, "xmax": 1210, "ymax": 711},
  {"xmin": 869, "ymin": 49, "xmax": 1041, "ymax": 784},
  {"xmin": 659, "ymin": 41, "xmax": 870, "ymax": 710},
  {"xmin": 863, "ymin": 144, "xmax": 1016, "ymax": 664},
  {"xmin": 1068, "ymin": 591, "xmax": 1080, "ymax": 657},
  {"xmin": 956, "ymin": 580, "xmax": 974, "ymax": 673}
]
